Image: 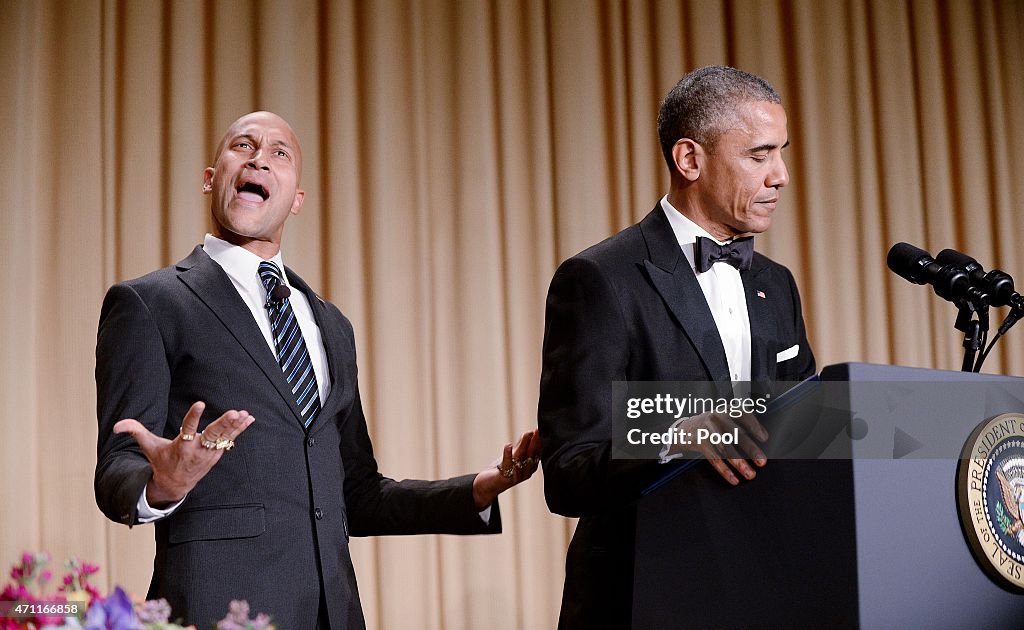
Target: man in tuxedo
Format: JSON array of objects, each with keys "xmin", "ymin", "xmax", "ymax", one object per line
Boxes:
[
  {"xmin": 538, "ymin": 66, "xmax": 819, "ymax": 628},
  {"xmin": 94, "ymin": 111, "xmax": 539, "ymax": 629}
]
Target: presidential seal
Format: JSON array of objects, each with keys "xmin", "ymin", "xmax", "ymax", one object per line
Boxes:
[{"xmin": 957, "ymin": 413, "xmax": 1024, "ymax": 592}]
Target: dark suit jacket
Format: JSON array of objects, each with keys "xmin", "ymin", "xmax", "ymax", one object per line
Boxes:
[
  {"xmin": 94, "ymin": 246, "xmax": 500, "ymax": 629},
  {"xmin": 538, "ymin": 207, "xmax": 815, "ymax": 628}
]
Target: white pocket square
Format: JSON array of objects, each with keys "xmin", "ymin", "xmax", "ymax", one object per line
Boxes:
[{"xmin": 776, "ymin": 345, "xmax": 799, "ymax": 363}]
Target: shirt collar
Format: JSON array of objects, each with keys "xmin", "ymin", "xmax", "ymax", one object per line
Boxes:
[
  {"xmin": 659, "ymin": 195, "xmax": 724, "ymax": 272},
  {"xmin": 203, "ymin": 233, "xmax": 289, "ymax": 288}
]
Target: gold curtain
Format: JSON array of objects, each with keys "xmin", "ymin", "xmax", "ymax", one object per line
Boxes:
[{"xmin": 2, "ymin": 0, "xmax": 1023, "ymax": 627}]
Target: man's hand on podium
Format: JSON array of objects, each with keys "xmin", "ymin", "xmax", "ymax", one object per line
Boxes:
[{"xmin": 664, "ymin": 412, "xmax": 768, "ymax": 486}]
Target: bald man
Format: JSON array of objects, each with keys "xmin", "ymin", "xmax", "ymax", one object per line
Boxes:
[{"xmin": 94, "ymin": 112, "xmax": 538, "ymax": 629}]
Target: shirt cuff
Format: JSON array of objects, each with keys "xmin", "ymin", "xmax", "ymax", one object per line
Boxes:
[
  {"xmin": 658, "ymin": 417, "xmax": 688, "ymax": 464},
  {"xmin": 136, "ymin": 484, "xmax": 186, "ymax": 523},
  {"xmin": 478, "ymin": 504, "xmax": 492, "ymax": 524}
]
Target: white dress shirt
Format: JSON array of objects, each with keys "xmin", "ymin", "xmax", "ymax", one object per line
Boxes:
[
  {"xmin": 660, "ymin": 196, "xmax": 751, "ymax": 382},
  {"xmin": 138, "ymin": 237, "xmax": 492, "ymax": 523},
  {"xmin": 202, "ymin": 234, "xmax": 332, "ymax": 403},
  {"xmin": 137, "ymin": 235, "xmax": 331, "ymax": 521},
  {"xmin": 659, "ymin": 197, "xmax": 753, "ymax": 463}
]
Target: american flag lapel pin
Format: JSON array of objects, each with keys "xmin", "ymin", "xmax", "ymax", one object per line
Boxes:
[{"xmin": 756, "ymin": 290, "xmax": 766, "ymax": 299}]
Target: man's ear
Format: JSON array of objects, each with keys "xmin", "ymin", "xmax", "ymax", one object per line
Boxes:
[
  {"xmin": 290, "ymin": 189, "xmax": 305, "ymax": 215},
  {"xmin": 202, "ymin": 167, "xmax": 214, "ymax": 193},
  {"xmin": 672, "ymin": 139, "xmax": 702, "ymax": 182}
]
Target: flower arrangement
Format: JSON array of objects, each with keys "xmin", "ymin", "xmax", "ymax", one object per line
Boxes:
[{"xmin": 0, "ymin": 553, "xmax": 274, "ymax": 630}]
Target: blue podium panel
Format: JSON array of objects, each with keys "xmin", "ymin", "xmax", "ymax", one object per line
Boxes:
[
  {"xmin": 830, "ymin": 364, "xmax": 1024, "ymax": 629},
  {"xmin": 631, "ymin": 364, "xmax": 1024, "ymax": 628}
]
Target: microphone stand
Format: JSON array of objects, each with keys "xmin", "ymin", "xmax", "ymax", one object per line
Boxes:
[
  {"xmin": 975, "ymin": 305, "xmax": 1024, "ymax": 372},
  {"xmin": 954, "ymin": 300, "xmax": 989, "ymax": 373}
]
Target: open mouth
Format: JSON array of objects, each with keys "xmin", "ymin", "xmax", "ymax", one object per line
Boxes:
[{"xmin": 236, "ymin": 181, "xmax": 269, "ymax": 203}]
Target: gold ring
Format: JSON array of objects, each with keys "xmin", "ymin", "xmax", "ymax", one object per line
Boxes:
[
  {"xmin": 199, "ymin": 431, "xmax": 218, "ymax": 450},
  {"xmin": 515, "ymin": 456, "xmax": 536, "ymax": 470},
  {"xmin": 215, "ymin": 438, "xmax": 235, "ymax": 451},
  {"xmin": 180, "ymin": 429, "xmax": 196, "ymax": 442},
  {"xmin": 496, "ymin": 464, "xmax": 514, "ymax": 479}
]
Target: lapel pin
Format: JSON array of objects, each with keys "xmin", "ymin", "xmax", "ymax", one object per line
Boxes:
[{"xmin": 756, "ymin": 290, "xmax": 766, "ymax": 299}]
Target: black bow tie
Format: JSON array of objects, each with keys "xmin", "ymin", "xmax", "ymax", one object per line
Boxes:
[{"xmin": 694, "ymin": 236, "xmax": 754, "ymax": 273}]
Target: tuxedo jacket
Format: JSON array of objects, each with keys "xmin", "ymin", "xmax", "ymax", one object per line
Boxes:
[
  {"xmin": 538, "ymin": 207, "xmax": 815, "ymax": 628},
  {"xmin": 94, "ymin": 246, "xmax": 500, "ymax": 629}
]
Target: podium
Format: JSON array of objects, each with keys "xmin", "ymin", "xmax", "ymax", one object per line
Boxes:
[{"xmin": 631, "ymin": 363, "xmax": 1024, "ymax": 628}]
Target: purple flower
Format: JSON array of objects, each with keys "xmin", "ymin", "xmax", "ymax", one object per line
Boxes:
[
  {"xmin": 216, "ymin": 600, "xmax": 250, "ymax": 630},
  {"xmin": 84, "ymin": 586, "xmax": 143, "ymax": 630},
  {"xmin": 136, "ymin": 598, "xmax": 172, "ymax": 624},
  {"xmin": 217, "ymin": 600, "xmax": 274, "ymax": 629}
]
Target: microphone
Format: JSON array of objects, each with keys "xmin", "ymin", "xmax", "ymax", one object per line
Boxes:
[
  {"xmin": 265, "ymin": 282, "xmax": 291, "ymax": 308},
  {"xmin": 886, "ymin": 242, "xmax": 988, "ymax": 306},
  {"xmin": 271, "ymin": 283, "xmax": 292, "ymax": 302},
  {"xmin": 270, "ymin": 282, "xmax": 290, "ymax": 303},
  {"xmin": 936, "ymin": 248, "xmax": 1024, "ymax": 310}
]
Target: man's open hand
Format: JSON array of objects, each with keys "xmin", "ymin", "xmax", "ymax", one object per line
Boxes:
[{"xmin": 114, "ymin": 401, "xmax": 255, "ymax": 507}]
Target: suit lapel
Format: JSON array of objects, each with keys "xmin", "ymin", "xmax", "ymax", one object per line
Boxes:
[
  {"xmin": 742, "ymin": 257, "xmax": 777, "ymax": 382},
  {"xmin": 176, "ymin": 246, "xmax": 306, "ymax": 426},
  {"xmin": 284, "ymin": 268, "xmax": 350, "ymax": 431},
  {"xmin": 639, "ymin": 208, "xmax": 731, "ymax": 382}
]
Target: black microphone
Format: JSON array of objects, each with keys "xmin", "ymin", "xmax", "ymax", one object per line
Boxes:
[
  {"xmin": 936, "ymin": 248, "xmax": 1024, "ymax": 309},
  {"xmin": 265, "ymin": 282, "xmax": 291, "ymax": 308},
  {"xmin": 886, "ymin": 242, "xmax": 987, "ymax": 305},
  {"xmin": 271, "ymin": 283, "xmax": 292, "ymax": 302}
]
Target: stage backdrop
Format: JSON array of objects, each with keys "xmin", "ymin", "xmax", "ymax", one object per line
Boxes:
[{"xmin": 2, "ymin": 0, "xmax": 1023, "ymax": 628}]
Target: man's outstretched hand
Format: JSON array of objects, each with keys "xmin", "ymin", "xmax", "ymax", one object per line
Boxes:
[
  {"xmin": 472, "ymin": 429, "xmax": 542, "ymax": 510},
  {"xmin": 114, "ymin": 401, "xmax": 255, "ymax": 507}
]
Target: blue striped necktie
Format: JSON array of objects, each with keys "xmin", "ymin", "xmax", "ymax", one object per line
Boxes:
[{"xmin": 257, "ymin": 261, "xmax": 321, "ymax": 428}]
